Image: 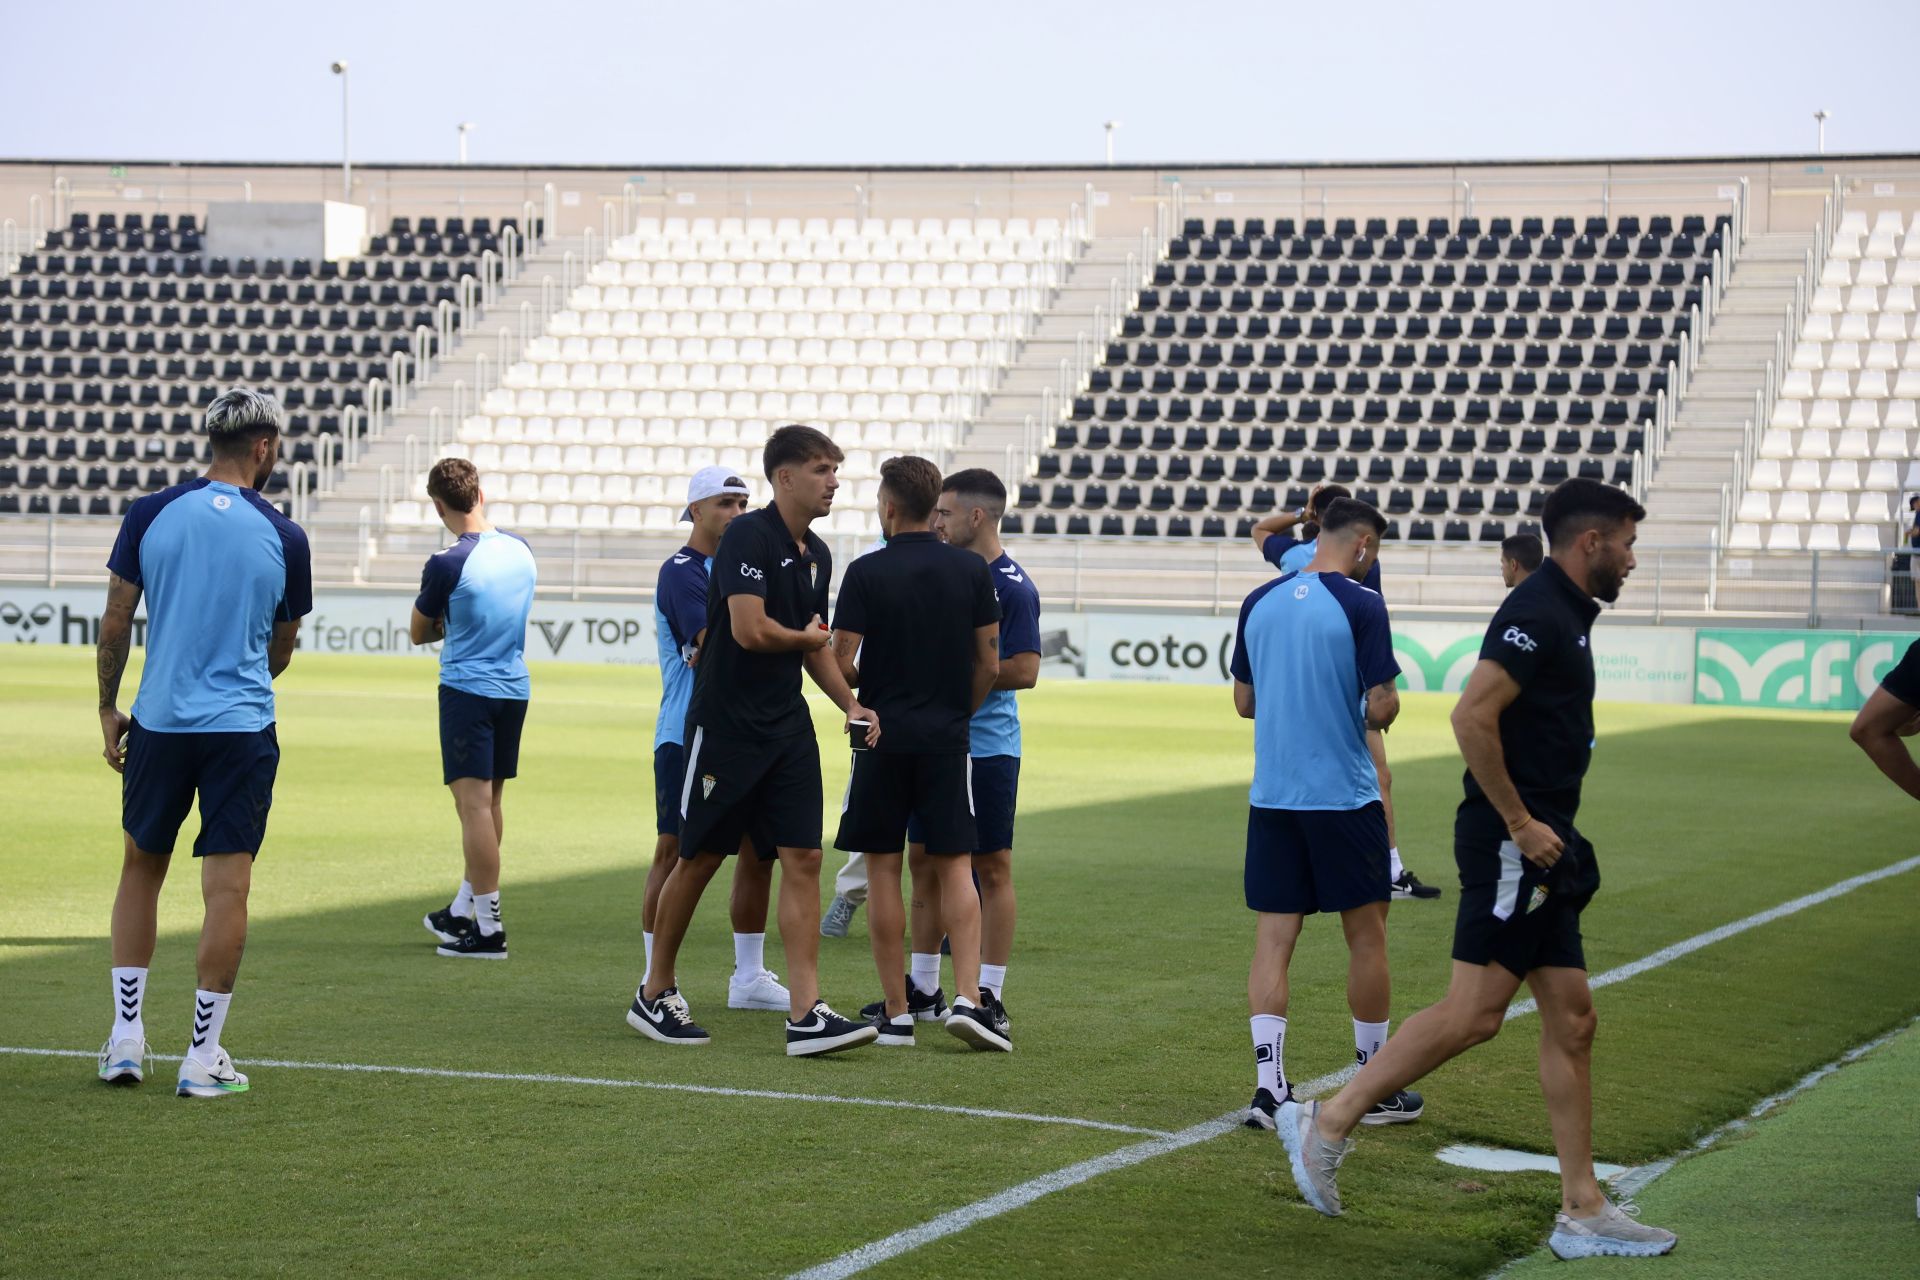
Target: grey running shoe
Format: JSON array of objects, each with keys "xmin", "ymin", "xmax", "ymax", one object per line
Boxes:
[
  {"xmin": 820, "ymin": 894, "xmax": 859, "ymax": 938},
  {"xmin": 1277, "ymin": 1098, "xmax": 1351, "ymax": 1216},
  {"xmin": 1548, "ymin": 1200, "xmax": 1677, "ymax": 1259}
]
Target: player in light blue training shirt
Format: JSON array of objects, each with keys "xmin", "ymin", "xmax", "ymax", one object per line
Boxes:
[
  {"xmin": 412, "ymin": 458, "xmax": 536, "ymax": 961},
  {"xmin": 1229, "ymin": 497, "xmax": 1424, "ymax": 1133},
  {"xmin": 640, "ymin": 465, "xmax": 788, "ymax": 1014},
  {"xmin": 96, "ymin": 386, "xmax": 312, "ymax": 1099}
]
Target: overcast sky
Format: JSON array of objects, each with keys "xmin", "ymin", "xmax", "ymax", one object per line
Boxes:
[{"xmin": 10, "ymin": 0, "xmax": 1919, "ymax": 168}]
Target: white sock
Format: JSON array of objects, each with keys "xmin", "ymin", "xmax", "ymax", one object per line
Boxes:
[
  {"xmin": 111, "ymin": 966, "xmax": 147, "ymax": 1043},
  {"xmin": 979, "ymin": 963, "xmax": 1007, "ymax": 1000},
  {"xmin": 1389, "ymin": 847, "xmax": 1405, "ymax": 881},
  {"xmin": 733, "ymin": 932, "xmax": 765, "ymax": 979},
  {"xmin": 1252, "ymin": 1014, "xmax": 1287, "ymax": 1098},
  {"xmin": 452, "ymin": 879, "xmax": 475, "ymax": 917},
  {"xmin": 189, "ymin": 989, "xmax": 231, "ymax": 1064},
  {"xmin": 1354, "ymin": 1018, "xmax": 1389, "ymax": 1065},
  {"xmin": 642, "ymin": 931, "xmax": 655, "ymax": 984},
  {"xmin": 910, "ymin": 951, "xmax": 942, "ymax": 996},
  {"xmin": 473, "ymin": 891, "xmax": 502, "ymax": 936}
]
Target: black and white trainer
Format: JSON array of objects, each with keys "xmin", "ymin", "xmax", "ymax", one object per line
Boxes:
[
  {"xmin": 870, "ymin": 1012, "xmax": 915, "ymax": 1046},
  {"xmin": 1390, "ymin": 870, "xmax": 1442, "ymax": 900},
  {"xmin": 1244, "ymin": 1086, "xmax": 1288, "ymax": 1131},
  {"xmin": 423, "ymin": 906, "xmax": 475, "ymax": 944},
  {"xmin": 944, "ymin": 1000, "xmax": 1012, "ymax": 1053},
  {"xmin": 787, "ymin": 1001, "xmax": 878, "ymax": 1057},
  {"xmin": 860, "ymin": 977, "xmax": 947, "ymax": 1023},
  {"xmin": 979, "ymin": 990, "xmax": 1011, "ymax": 1040},
  {"xmin": 1361, "ymin": 1087, "xmax": 1425, "ymax": 1125},
  {"xmin": 435, "ymin": 928, "xmax": 506, "ymax": 960},
  {"xmin": 626, "ymin": 986, "xmax": 711, "ymax": 1045}
]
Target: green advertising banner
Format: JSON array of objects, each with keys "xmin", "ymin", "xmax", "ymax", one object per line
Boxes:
[{"xmin": 1694, "ymin": 629, "xmax": 1917, "ymax": 711}]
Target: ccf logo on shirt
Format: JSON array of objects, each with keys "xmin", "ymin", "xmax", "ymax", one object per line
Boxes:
[
  {"xmin": 1502, "ymin": 626, "xmax": 1538, "ymax": 652},
  {"xmin": 739, "ymin": 563, "xmax": 765, "ymax": 581}
]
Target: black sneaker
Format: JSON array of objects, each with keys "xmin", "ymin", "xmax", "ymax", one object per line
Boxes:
[
  {"xmin": 423, "ymin": 906, "xmax": 475, "ymax": 944},
  {"xmin": 787, "ymin": 1001, "xmax": 879, "ymax": 1057},
  {"xmin": 860, "ymin": 977, "xmax": 947, "ymax": 1023},
  {"xmin": 870, "ymin": 1012, "xmax": 915, "ymax": 1046},
  {"xmin": 626, "ymin": 987, "xmax": 711, "ymax": 1045},
  {"xmin": 435, "ymin": 928, "xmax": 506, "ymax": 959},
  {"xmin": 1244, "ymin": 1086, "xmax": 1288, "ymax": 1131},
  {"xmin": 945, "ymin": 1000, "xmax": 1012, "ymax": 1052},
  {"xmin": 1361, "ymin": 1087, "xmax": 1424, "ymax": 1125},
  {"xmin": 979, "ymin": 989, "xmax": 1011, "ymax": 1039},
  {"xmin": 1391, "ymin": 870, "xmax": 1442, "ymax": 900}
]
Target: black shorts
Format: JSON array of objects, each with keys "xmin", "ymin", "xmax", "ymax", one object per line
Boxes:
[
  {"xmin": 838, "ymin": 751, "xmax": 977, "ymax": 856},
  {"xmin": 1451, "ymin": 799, "xmax": 1596, "ymax": 978},
  {"xmin": 122, "ymin": 720, "xmax": 279, "ymax": 858},
  {"xmin": 654, "ymin": 742, "xmax": 686, "ymax": 837},
  {"xmin": 1244, "ymin": 802, "xmax": 1390, "ymax": 915},
  {"xmin": 439, "ymin": 685, "xmax": 528, "ymax": 785},
  {"xmin": 677, "ymin": 726, "xmax": 819, "ymax": 860},
  {"xmin": 907, "ymin": 754, "xmax": 1020, "ymax": 854}
]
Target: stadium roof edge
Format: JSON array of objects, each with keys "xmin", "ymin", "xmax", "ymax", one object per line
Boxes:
[{"xmin": 2, "ymin": 151, "xmax": 1919, "ymax": 175}]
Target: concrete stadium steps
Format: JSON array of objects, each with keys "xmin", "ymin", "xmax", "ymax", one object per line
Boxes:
[{"xmin": 1646, "ymin": 228, "xmax": 1814, "ymax": 541}]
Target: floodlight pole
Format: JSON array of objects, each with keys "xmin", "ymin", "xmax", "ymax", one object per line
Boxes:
[
  {"xmin": 1813, "ymin": 109, "xmax": 1829, "ymax": 156},
  {"xmin": 458, "ymin": 122, "xmax": 475, "ymax": 166},
  {"xmin": 331, "ymin": 61, "xmax": 352, "ymax": 200},
  {"xmin": 1104, "ymin": 121, "xmax": 1120, "ymax": 166}
]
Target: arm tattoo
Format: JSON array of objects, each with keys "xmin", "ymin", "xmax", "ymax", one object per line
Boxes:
[{"xmin": 97, "ymin": 575, "xmax": 137, "ymax": 710}]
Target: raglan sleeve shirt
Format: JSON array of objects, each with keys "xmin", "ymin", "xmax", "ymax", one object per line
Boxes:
[
  {"xmin": 415, "ymin": 548, "xmax": 460, "ymax": 622},
  {"xmin": 971, "ymin": 557, "xmax": 1002, "ymax": 631},
  {"xmin": 999, "ymin": 570, "xmax": 1041, "ymax": 658},
  {"xmin": 659, "ymin": 556, "xmax": 711, "ymax": 650},
  {"xmin": 1350, "ymin": 588, "xmax": 1400, "ymax": 693},
  {"xmin": 277, "ymin": 521, "xmax": 314, "ymax": 622}
]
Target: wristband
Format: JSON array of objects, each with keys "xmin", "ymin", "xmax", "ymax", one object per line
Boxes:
[{"xmin": 1505, "ymin": 814, "xmax": 1532, "ymax": 834}]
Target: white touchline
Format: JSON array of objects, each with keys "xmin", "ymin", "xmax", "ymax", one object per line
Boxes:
[
  {"xmin": 787, "ymin": 851, "xmax": 1920, "ymax": 1280},
  {"xmin": 0, "ymin": 1047, "xmax": 1171, "ymax": 1139}
]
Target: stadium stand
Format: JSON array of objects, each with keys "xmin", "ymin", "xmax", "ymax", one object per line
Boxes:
[
  {"xmin": 1004, "ymin": 213, "xmax": 1725, "ymax": 542},
  {"xmin": 0, "ymin": 212, "xmax": 519, "ymax": 516},
  {"xmin": 388, "ymin": 214, "xmax": 1082, "ymax": 538},
  {"xmin": 1735, "ymin": 207, "xmax": 1920, "ymax": 553}
]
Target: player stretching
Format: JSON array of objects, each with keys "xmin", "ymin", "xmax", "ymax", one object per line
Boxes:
[
  {"xmin": 1251, "ymin": 485, "xmax": 1439, "ymax": 901},
  {"xmin": 1281, "ymin": 479, "xmax": 1677, "ymax": 1261},
  {"xmin": 832, "ymin": 457, "xmax": 1007, "ymax": 1050},
  {"xmin": 96, "ymin": 387, "xmax": 311, "ymax": 1098},
  {"xmin": 413, "ymin": 458, "xmax": 537, "ymax": 960},
  {"xmin": 1231, "ymin": 498, "xmax": 1422, "ymax": 1131},
  {"xmin": 645, "ymin": 466, "xmax": 788, "ymax": 1011},
  {"xmin": 628, "ymin": 425, "xmax": 880, "ymax": 1056}
]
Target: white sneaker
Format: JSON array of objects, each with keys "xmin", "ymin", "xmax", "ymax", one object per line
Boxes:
[
  {"xmin": 727, "ymin": 968, "xmax": 791, "ymax": 1011},
  {"xmin": 1548, "ymin": 1199, "xmax": 1678, "ymax": 1259},
  {"xmin": 176, "ymin": 1048, "xmax": 250, "ymax": 1099},
  {"xmin": 98, "ymin": 1036, "xmax": 147, "ymax": 1085}
]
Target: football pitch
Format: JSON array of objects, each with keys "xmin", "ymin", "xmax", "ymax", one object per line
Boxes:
[{"xmin": 2, "ymin": 646, "xmax": 1917, "ymax": 1278}]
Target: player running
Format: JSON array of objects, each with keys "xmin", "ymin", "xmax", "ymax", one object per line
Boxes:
[
  {"xmin": 627, "ymin": 425, "xmax": 881, "ymax": 1057},
  {"xmin": 96, "ymin": 387, "xmax": 311, "ymax": 1098},
  {"xmin": 1231, "ymin": 498, "xmax": 1423, "ymax": 1132},
  {"xmin": 412, "ymin": 458, "xmax": 537, "ymax": 960},
  {"xmin": 644, "ymin": 466, "xmax": 788, "ymax": 1011},
  {"xmin": 1280, "ymin": 479, "xmax": 1677, "ymax": 1261}
]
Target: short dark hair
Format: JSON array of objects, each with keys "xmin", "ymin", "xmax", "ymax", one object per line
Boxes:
[
  {"xmin": 879, "ymin": 455, "xmax": 943, "ymax": 522},
  {"xmin": 941, "ymin": 467, "xmax": 1007, "ymax": 517},
  {"xmin": 204, "ymin": 386, "xmax": 284, "ymax": 459},
  {"xmin": 1501, "ymin": 532, "xmax": 1544, "ymax": 571},
  {"xmin": 428, "ymin": 457, "xmax": 481, "ymax": 513},
  {"xmin": 1318, "ymin": 496, "xmax": 1387, "ymax": 537},
  {"xmin": 1542, "ymin": 478, "xmax": 1647, "ymax": 549},
  {"xmin": 1308, "ymin": 483, "xmax": 1352, "ymax": 512},
  {"xmin": 763, "ymin": 424, "xmax": 844, "ymax": 480}
]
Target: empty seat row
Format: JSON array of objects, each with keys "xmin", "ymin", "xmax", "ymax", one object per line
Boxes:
[
  {"xmin": 1032, "ymin": 452, "xmax": 1630, "ymax": 491},
  {"xmin": 1095, "ymin": 368, "xmax": 1665, "ymax": 398},
  {"xmin": 9, "ymin": 255, "xmax": 472, "ymax": 287},
  {"xmin": 1137, "ymin": 285, "xmax": 1701, "ymax": 316},
  {"xmin": 7, "ymin": 328, "xmax": 421, "ymax": 360},
  {"xmin": 1154, "ymin": 260, "xmax": 1705, "ymax": 289},
  {"xmin": 459, "ymin": 414, "xmax": 931, "ymax": 451},
  {"xmin": 627, "ymin": 215, "xmax": 1063, "ymax": 240},
  {"xmin": 1727, "ymin": 522, "xmax": 1891, "ymax": 552},
  {"xmin": 1747, "ymin": 458, "xmax": 1913, "ymax": 491},
  {"xmin": 1051, "ymin": 422, "xmax": 1643, "ymax": 457},
  {"xmin": 1780, "ymin": 368, "xmax": 1920, "ymax": 399},
  {"xmin": 1759, "ymin": 425, "xmax": 1920, "ymax": 458},
  {"xmin": 1807, "ymin": 285, "xmax": 1919, "ymax": 315},
  {"xmin": 1, "ymin": 303, "xmax": 449, "ymax": 334},
  {"xmin": 1181, "ymin": 214, "xmax": 1720, "ymax": 240},
  {"xmin": 1819, "ymin": 258, "xmax": 1920, "ymax": 287},
  {"xmin": 605, "ymin": 239, "xmax": 1058, "ymax": 268},
  {"xmin": 1165, "ymin": 234, "xmax": 1708, "ymax": 265},
  {"xmin": 566, "ymin": 283, "xmax": 1046, "ymax": 315},
  {"xmin": 1119, "ymin": 311, "xmax": 1687, "ymax": 342},
  {"xmin": 520, "ymin": 335, "xmax": 990, "ymax": 367},
  {"xmin": 541, "ymin": 308, "xmax": 1011, "ymax": 343},
  {"xmin": 1737, "ymin": 489, "xmax": 1902, "ymax": 525},
  {"xmin": 1789, "ymin": 339, "xmax": 1920, "ymax": 370},
  {"xmin": 481, "ymin": 384, "xmax": 955, "ymax": 418},
  {"xmin": 1073, "ymin": 394, "xmax": 1656, "ymax": 428},
  {"xmin": 0, "ymin": 380, "xmax": 376, "ymax": 410},
  {"xmin": 387, "ymin": 498, "xmax": 883, "ymax": 538},
  {"xmin": 1000, "ymin": 510, "xmax": 1537, "ymax": 543},
  {"xmin": 1021, "ymin": 479, "xmax": 1592, "ymax": 519}
]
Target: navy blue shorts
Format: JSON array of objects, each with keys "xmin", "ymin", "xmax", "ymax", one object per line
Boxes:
[
  {"xmin": 654, "ymin": 742, "xmax": 686, "ymax": 837},
  {"xmin": 906, "ymin": 754, "xmax": 1020, "ymax": 854},
  {"xmin": 439, "ymin": 684, "xmax": 528, "ymax": 785},
  {"xmin": 122, "ymin": 720, "xmax": 279, "ymax": 858},
  {"xmin": 1244, "ymin": 802, "xmax": 1391, "ymax": 915}
]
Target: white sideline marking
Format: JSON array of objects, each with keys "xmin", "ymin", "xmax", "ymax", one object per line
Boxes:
[
  {"xmin": 0, "ymin": 1047, "xmax": 1171, "ymax": 1138},
  {"xmin": 789, "ymin": 853, "xmax": 1920, "ymax": 1279}
]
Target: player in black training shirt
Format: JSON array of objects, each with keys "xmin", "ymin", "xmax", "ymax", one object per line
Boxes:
[
  {"xmin": 830, "ymin": 456, "xmax": 1008, "ymax": 1052},
  {"xmin": 627, "ymin": 425, "xmax": 882, "ymax": 1058},
  {"xmin": 1849, "ymin": 637, "xmax": 1920, "ymax": 801},
  {"xmin": 1280, "ymin": 479, "xmax": 1678, "ymax": 1261}
]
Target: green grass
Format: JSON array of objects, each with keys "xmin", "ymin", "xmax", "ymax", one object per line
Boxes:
[{"xmin": 2, "ymin": 647, "xmax": 1917, "ymax": 1278}]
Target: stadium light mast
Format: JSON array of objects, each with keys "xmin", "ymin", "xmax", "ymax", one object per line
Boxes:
[
  {"xmin": 330, "ymin": 61, "xmax": 352, "ymax": 199},
  {"xmin": 458, "ymin": 122, "xmax": 475, "ymax": 165},
  {"xmin": 1104, "ymin": 120, "xmax": 1120, "ymax": 166},
  {"xmin": 1813, "ymin": 109, "xmax": 1830, "ymax": 155}
]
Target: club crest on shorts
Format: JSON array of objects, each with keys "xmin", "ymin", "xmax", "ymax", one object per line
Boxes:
[
  {"xmin": 701, "ymin": 774, "xmax": 717, "ymax": 800},
  {"xmin": 1526, "ymin": 884, "xmax": 1550, "ymax": 914}
]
